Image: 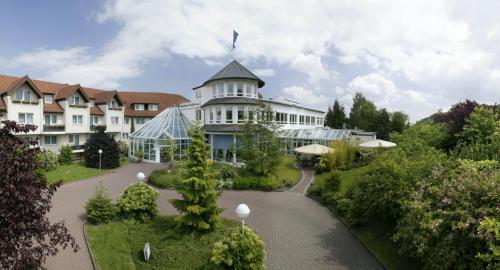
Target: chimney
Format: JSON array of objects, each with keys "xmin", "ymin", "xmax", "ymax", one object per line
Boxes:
[{"xmin": 342, "ymin": 123, "xmax": 346, "ymax": 130}]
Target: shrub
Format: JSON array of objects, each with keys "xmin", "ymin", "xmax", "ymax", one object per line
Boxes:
[
  {"xmin": 116, "ymin": 183, "xmax": 159, "ymax": 222},
  {"xmin": 211, "ymin": 227, "xmax": 265, "ymax": 270},
  {"xmin": 148, "ymin": 168, "xmax": 182, "ymax": 188},
  {"xmin": 117, "ymin": 140, "xmax": 128, "ymax": 159},
  {"xmin": 36, "ymin": 150, "xmax": 59, "ymax": 171},
  {"xmin": 84, "ymin": 127, "xmax": 120, "ymax": 169},
  {"xmin": 85, "ymin": 184, "xmax": 116, "ymax": 224},
  {"xmin": 232, "ymin": 175, "xmax": 279, "ymax": 191},
  {"xmin": 134, "ymin": 150, "xmax": 144, "ymax": 161},
  {"xmin": 321, "ymin": 140, "xmax": 356, "ymax": 171},
  {"xmin": 476, "ymin": 217, "xmax": 500, "ymax": 270},
  {"xmin": 58, "ymin": 144, "xmax": 73, "ymax": 165}
]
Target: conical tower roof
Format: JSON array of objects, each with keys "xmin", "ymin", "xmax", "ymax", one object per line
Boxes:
[{"xmin": 194, "ymin": 60, "xmax": 265, "ymax": 89}]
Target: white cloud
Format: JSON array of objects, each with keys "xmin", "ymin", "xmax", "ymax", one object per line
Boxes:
[
  {"xmin": 291, "ymin": 54, "xmax": 337, "ymax": 85},
  {"xmin": 282, "ymin": 85, "xmax": 328, "ymax": 108},
  {"xmin": 253, "ymin": 68, "xmax": 275, "ymax": 77}
]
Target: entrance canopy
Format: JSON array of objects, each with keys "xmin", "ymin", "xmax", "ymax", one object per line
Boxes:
[
  {"xmin": 358, "ymin": 139, "xmax": 397, "ymax": 148},
  {"xmin": 294, "ymin": 144, "xmax": 334, "ymax": 155}
]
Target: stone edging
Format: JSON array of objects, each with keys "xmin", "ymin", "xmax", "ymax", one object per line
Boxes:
[
  {"xmin": 306, "ymin": 194, "xmax": 387, "ymax": 270},
  {"xmin": 82, "ymin": 224, "xmax": 98, "ymax": 270}
]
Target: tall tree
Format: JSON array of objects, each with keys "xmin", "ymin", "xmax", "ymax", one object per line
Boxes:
[
  {"xmin": 349, "ymin": 92, "xmax": 377, "ymax": 131},
  {"xmin": 170, "ymin": 123, "xmax": 222, "ymax": 231},
  {"xmin": 326, "ymin": 99, "xmax": 347, "ymax": 129},
  {"xmin": 0, "ymin": 121, "xmax": 78, "ymax": 269},
  {"xmin": 433, "ymin": 100, "xmax": 478, "ymax": 149},
  {"xmin": 238, "ymin": 104, "xmax": 281, "ymax": 176},
  {"xmin": 390, "ymin": 111, "xmax": 409, "ymax": 134},
  {"xmin": 373, "ymin": 109, "xmax": 391, "ymax": 140},
  {"xmin": 459, "ymin": 106, "xmax": 499, "ymax": 144},
  {"xmin": 84, "ymin": 126, "xmax": 120, "ymax": 169},
  {"xmin": 324, "ymin": 106, "xmax": 334, "ymax": 127}
]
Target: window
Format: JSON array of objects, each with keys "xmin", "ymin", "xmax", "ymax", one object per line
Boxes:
[
  {"xmin": 148, "ymin": 104, "xmax": 159, "ymax": 111},
  {"xmin": 311, "ymin": 117, "xmax": 316, "ymax": 125},
  {"xmin": 122, "ymin": 133, "xmax": 129, "ymax": 140},
  {"xmin": 111, "ymin": 116, "xmax": 119, "ymax": 125},
  {"xmin": 216, "ymin": 107, "xmax": 222, "ymax": 123},
  {"xmin": 195, "ymin": 90, "xmax": 201, "ymax": 99},
  {"xmin": 44, "ymin": 95, "xmax": 53, "ymax": 104},
  {"xmin": 237, "ymin": 82, "xmax": 244, "ymax": 96},
  {"xmin": 72, "ymin": 115, "xmax": 83, "ymax": 125},
  {"xmin": 44, "ymin": 135, "xmax": 57, "ymax": 145},
  {"xmin": 196, "ymin": 109, "xmax": 202, "ymax": 121},
  {"xmin": 69, "ymin": 134, "xmax": 80, "ymax": 145},
  {"xmin": 226, "ymin": 108, "xmax": 233, "ymax": 123},
  {"xmin": 15, "ymin": 89, "xmax": 32, "ymax": 101},
  {"xmin": 212, "ymin": 85, "xmax": 217, "ymax": 98},
  {"xmin": 136, "ymin": 118, "xmax": 145, "ymax": 124},
  {"xmin": 290, "ymin": 114, "xmax": 297, "ymax": 124},
  {"xmin": 90, "ymin": 116, "xmax": 99, "ymax": 126},
  {"xmin": 124, "ymin": 117, "xmax": 129, "ymax": 124},
  {"xmin": 134, "ymin": 104, "xmax": 144, "ymax": 111},
  {"xmin": 209, "ymin": 109, "xmax": 214, "ymax": 123},
  {"xmin": 276, "ymin": 112, "xmax": 288, "ymax": 124},
  {"xmin": 69, "ymin": 95, "xmax": 80, "ymax": 105},
  {"xmin": 246, "ymin": 84, "xmax": 255, "ymax": 97},
  {"xmin": 226, "ymin": 82, "xmax": 234, "ymax": 96},
  {"xmin": 108, "ymin": 99, "xmax": 117, "ymax": 108},
  {"xmin": 237, "ymin": 107, "xmax": 245, "ymax": 123},
  {"xmin": 44, "ymin": 114, "xmax": 57, "ymax": 125},
  {"xmin": 217, "ymin": 84, "xmax": 224, "ymax": 97},
  {"xmin": 299, "ymin": 115, "xmax": 305, "ymax": 125},
  {"xmin": 248, "ymin": 109, "xmax": 254, "ymax": 121},
  {"xmin": 305, "ymin": 116, "xmax": 311, "ymax": 125},
  {"xmin": 90, "ymin": 99, "xmax": 95, "ymax": 107},
  {"xmin": 18, "ymin": 113, "xmax": 33, "ymax": 124}
]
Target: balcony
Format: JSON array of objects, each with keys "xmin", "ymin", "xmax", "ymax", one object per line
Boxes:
[
  {"xmin": 90, "ymin": 125, "xmax": 107, "ymax": 131},
  {"xmin": 43, "ymin": 125, "xmax": 65, "ymax": 132}
]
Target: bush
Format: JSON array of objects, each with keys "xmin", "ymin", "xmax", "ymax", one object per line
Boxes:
[
  {"xmin": 232, "ymin": 175, "xmax": 279, "ymax": 191},
  {"xmin": 321, "ymin": 140, "xmax": 357, "ymax": 171},
  {"xmin": 117, "ymin": 140, "xmax": 128, "ymax": 159},
  {"xmin": 58, "ymin": 144, "xmax": 73, "ymax": 165},
  {"xmin": 211, "ymin": 227, "xmax": 265, "ymax": 270},
  {"xmin": 134, "ymin": 150, "xmax": 144, "ymax": 161},
  {"xmin": 84, "ymin": 127, "xmax": 120, "ymax": 169},
  {"xmin": 116, "ymin": 183, "xmax": 159, "ymax": 222},
  {"xmin": 36, "ymin": 150, "xmax": 59, "ymax": 171},
  {"xmin": 148, "ymin": 168, "xmax": 182, "ymax": 188},
  {"xmin": 85, "ymin": 184, "xmax": 116, "ymax": 224}
]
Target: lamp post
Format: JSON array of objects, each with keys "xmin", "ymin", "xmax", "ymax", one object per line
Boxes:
[
  {"xmin": 136, "ymin": 172, "xmax": 145, "ymax": 183},
  {"xmin": 98, "ymin": 149, "xmax": 103, "ymax": 170},
  {"xmin": 235, "ymin": 203, "xmax": 250, "ymax": 235}
]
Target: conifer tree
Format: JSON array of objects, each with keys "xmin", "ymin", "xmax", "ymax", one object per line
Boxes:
[
  {"xmin": 170, "ymin": 123, "xmax": 223, "ymax": 231},
  {"xmin": 329, "ymin": 99, "xmax": 347, "ymax": 128}
]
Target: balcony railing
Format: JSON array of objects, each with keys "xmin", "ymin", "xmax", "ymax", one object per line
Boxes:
[
  {"xmin": 71, "ymin": 145, "xmax": 85, "ymax": 151},
  {"xmin": 43, "ymin": 125, "xmax": 65, "ymax": 132},
  {"xmin": 90, "ymin": 125, "xmax": 107, "ymax": 131}
]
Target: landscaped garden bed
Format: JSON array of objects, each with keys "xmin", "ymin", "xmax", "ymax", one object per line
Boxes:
[{"xmin": 86, "ymin": 216, "xmax": 259, "ymax": 270}]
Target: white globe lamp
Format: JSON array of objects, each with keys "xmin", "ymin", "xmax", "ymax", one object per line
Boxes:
[
  {"xmin": 136, "ymin": 172, "xmax": 146, "ymax": 183},
  {"xmin": 235, "ymin": 204, "xmax": 250, "ymax": 234}
]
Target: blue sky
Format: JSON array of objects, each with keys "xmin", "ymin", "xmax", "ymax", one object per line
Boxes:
[{"xmin": 1, "ymin": 0, "xmax": 499, "ymax": 121}]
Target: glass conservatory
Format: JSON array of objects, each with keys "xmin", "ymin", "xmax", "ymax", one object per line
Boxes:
[
  {"xmin": 129, "ymin": 107, "xmax": 192, "ymax": 162},
  {"xmin": 279, "ymin": 127, "xmax": 352, "ymax": 155}
]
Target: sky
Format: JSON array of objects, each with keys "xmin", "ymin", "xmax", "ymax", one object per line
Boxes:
[{"xmin": 1, "ymin": 0, "xmax": 499, "ymax": 121}]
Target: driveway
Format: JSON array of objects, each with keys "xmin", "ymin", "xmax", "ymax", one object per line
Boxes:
[{"xmin": 45, "ymin": 163, "xmax": 382, "ymax": 270}]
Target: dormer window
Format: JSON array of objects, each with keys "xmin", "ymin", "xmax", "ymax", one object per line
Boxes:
[
  {"xmin": 15, "ymin": 89, "xmax": 31, "ymax": 101},
  {"xmin": 109, "ymin": 100, "xmax": 118, "ymax": 108},
  {"xmin": 90, "ymin": 99, "xmax": 95, "ymax": 107},
  {"xmin": 246, "ymin": 84, "xmax": 255, "ymax": 97},
  {"xmin": 134, "ymin": 104, "xmax": 144, "ymax": 111},
  {"xmin": 44, "ymin": 95, "xmax": 53, "ymax": 104},
  {"xmin": 217, "ymin": 83, "xmax": 224, "ymax": 97},
  {"xmin": 69, "ymin": 95, "xmax": 80, "ymax": 105},
  {"xmin": 227, "ymin": 82, "xmax": 234, "ymax": 96},
  {"xmin": 148, "ymin": 104, "xmax": 158, "ymax": 111},
  {"xmin": 195, "ymin": 90, "xmax": 201, "ymax": 99},
  {"xmin": 237, "ymin": 82, "xmax": 244, "ymax": 96}
]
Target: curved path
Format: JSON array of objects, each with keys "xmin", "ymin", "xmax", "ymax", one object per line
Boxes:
[{"xmin": 46, "ymin": 163, "xmax": 382, "ymax": 270}]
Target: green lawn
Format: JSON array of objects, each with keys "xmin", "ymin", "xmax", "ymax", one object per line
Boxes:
[
  {"xmin": 45, "ymin": 159, "xmax": 129, "ymax": 185},
  {"xmin": 86, "ymin": 216, "xmax": 243, "ymax": 270},
  {"xmin": 273, "ymin": 156, "xmax": 302, "ymax": 187}
]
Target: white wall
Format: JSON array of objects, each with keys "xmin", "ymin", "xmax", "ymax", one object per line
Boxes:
[
  {"xmin": 4, "ymin": 83, "xmax": 44, "ymax": 134},
  {"xmin": 62, "ymin": 97, "xmax": 90, "ymax": 134}
]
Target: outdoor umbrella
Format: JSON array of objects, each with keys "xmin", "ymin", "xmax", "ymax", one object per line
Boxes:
[
  {"xmin": 358, "ymin": 139, "xmax": 397, "ymax": 148},
  {"xmin": 294, "ymin": 144, "xmax": 334, "ymax": 155}
]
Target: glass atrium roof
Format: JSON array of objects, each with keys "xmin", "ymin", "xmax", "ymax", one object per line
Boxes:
[
  {"xmin": 279, "ymin": 127, "xmax": 352, "ymax": 141},
  {"xmin": 131, "ymin": 107, "xmax": 192, "ymax": 140}
]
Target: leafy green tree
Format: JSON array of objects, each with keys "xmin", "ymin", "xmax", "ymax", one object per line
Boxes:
[
  {"xmin": 477, "ymin": 217, "xmax": 500, "ymax": 270},
  {"xmin": 238, "ymin": 104, "xmax": 281, "ymax": 176},
  {"xmin": 349, "ymin": 92, "xmax": 377, "ymax": 131},
  {"xmin": 170, "ymin": 123, "xmax": 223, "ymax": 231},
  {"xmin": 459, "ymin": 106, "xmax": 499, "ymax": 144},
  {"xmin": 373, "ymin": 108, "xmax": 391, "ymax": 140},
  {"xmin": 390, "ymin": 111, "xmax": 408, "ymax": 134},
  {"xmin": 325, "ymin": 99, "xmax": 347, "ymax": 128},
  {"xmin": 58, "ymin": 144, "xmax": 73, "ymax": 165},
  {"xmin": 390, "ymin": 121, "xmax": 449, "ymax": 150}
]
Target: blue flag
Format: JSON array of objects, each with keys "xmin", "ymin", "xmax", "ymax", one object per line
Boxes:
[{"xmin": 233, "ymin": 30, "xmax": 239, "ymax": 49}]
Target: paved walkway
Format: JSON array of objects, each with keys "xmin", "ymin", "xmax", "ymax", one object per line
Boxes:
[{"xmin": 46, "ymin": 163, "xmax": 382, "ymax": 270}]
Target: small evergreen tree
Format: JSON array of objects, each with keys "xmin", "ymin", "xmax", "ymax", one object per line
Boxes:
[
  {"xmin": 238, "ymin": 104, "xmax": 281, "ymax": 176},
  {"xmin": 85, "ymin": 183, "xmax": 116, "ymax": 224},
  {"xmin": 170, "ymin": 123, "xmax": 223, "ymax": 231},
  {"xmin": 83, "ymin": 126, "xmax": 120, "ymax": 169},
  {"xmin": 326, "ymin": 99, "xmax": 347, "ymax": 129}
]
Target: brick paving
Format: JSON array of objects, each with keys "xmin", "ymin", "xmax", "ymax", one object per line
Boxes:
[{"xmin": 45, "ymin": 163, "xmax": 382, "ymax": 270}]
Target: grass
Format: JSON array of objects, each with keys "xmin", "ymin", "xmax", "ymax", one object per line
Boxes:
[
  {"xmin": 45, "ymin": 159, "xmax": 130, "ymax": 185},
  {"xmin": 309, "ymin": 166, "xmax": 416, "ymax": 270},
  {"xmin": 86, "ymin": 216, "xmax": 243, "ymax": 270},
  {"xmin": 273, "ymin": 156, "xmax": 302, "ymax": 187}
]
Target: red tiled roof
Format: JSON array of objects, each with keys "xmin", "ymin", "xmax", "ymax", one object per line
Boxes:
[
  {"xmin": 43, "ymin": 102, "xmax": 64, "ymax": 113},
  {"xmin": 90, "ymin": 106, "xmax": 104, "ymax": 115},
  {"xmin": 118, "ymin": 91, "xmax": 189, "ymax": 117},
  {"xmin": 55, "ymin": 84, "xmax": 90, "ymax": 102}
]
